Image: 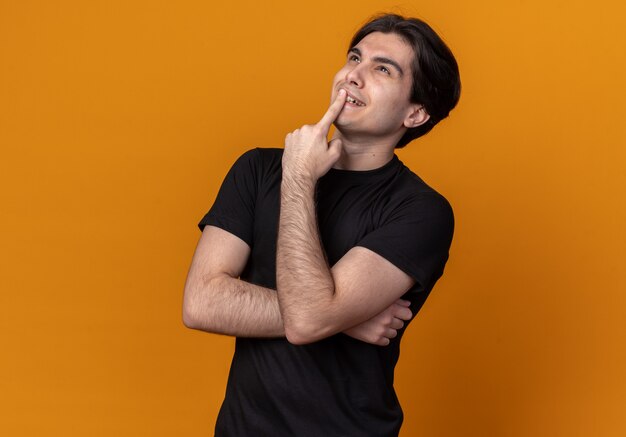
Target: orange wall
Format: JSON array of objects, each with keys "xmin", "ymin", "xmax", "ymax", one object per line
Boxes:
[{"xmin": 1, "ymin": 1, "xmax": 625, "ymax": 435}]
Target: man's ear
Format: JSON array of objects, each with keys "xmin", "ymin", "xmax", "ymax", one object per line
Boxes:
[{"xmin": 404, "ymin": 105, "xmax": 430, "ymax": 129}]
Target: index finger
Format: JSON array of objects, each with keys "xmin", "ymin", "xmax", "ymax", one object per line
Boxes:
[{"xmin": 318, "ymin": 89, "xmax": 347, "ymax": 132}]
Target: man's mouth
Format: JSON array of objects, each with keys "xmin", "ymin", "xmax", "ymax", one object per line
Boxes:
[{"xmin": 345, "ymin": 94, "xmax": 366, "ymax": 107}]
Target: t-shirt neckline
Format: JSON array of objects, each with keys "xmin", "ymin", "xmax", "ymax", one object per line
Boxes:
[{"xmin": 326, "ymin": 154, "xmax": 400, "ymax": 181}]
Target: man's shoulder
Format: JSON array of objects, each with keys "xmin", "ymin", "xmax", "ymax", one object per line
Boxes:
[
  {"xmin": 239, "ymin": 147, "xmax": 283, "ymax": 161},
  {"xmin": 395, "ymin": 161, "xmax": 452, "ymax": 213},
  {"xmin": 225, "ymin": 148, "xmax": 284, "ymax": 193},
  {"xmin": 228, "ymin": 147, "xmax": 283, "ymax": 175}
]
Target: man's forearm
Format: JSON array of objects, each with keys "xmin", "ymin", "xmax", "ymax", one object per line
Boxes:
[
  {"xmin": 183, "ymin": 274, "xmax": 284, "ymax": 338},
  {"xmin": 185, "ymin": 269, "xmax": 402, "ymax": 344},
  {"xmin": 275, "ymin": 89, "xmax": 351, "ymax": 343},
  {"xmin": 276, "ymin": 174, "xmax": 336, "ymax": 341}
]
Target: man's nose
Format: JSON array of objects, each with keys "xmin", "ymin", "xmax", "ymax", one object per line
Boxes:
[{"xmin": 345, "ymin": 64, "xmax": 364, "ymax": 88}]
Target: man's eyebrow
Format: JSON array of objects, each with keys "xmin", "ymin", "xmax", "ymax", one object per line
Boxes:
[{"xmin": 347, "ymin": 47, "xmax": 405, "ymax": 77}]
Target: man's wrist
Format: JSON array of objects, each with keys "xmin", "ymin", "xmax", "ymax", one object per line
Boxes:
[{"xmin": 281, "ymin": 171, "xmax": 317, "ymax": 197}]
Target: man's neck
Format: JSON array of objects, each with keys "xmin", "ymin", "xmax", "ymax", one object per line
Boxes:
[{"xmin": 330, "ymin": 130, "xmax": 399, "ymax": 171}]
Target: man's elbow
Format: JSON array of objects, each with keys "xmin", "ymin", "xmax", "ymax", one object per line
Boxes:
[
  {"xmin": 182, "ymin": 281, "xmax": 209, "ymax": 330},
  {"xmin": 284, "ymin": 328, "xmax": 313, "ymax": 345},
  {"xmin": 182, "ymin": 303, "xmax": 198, "ymax": 329},
  {"xmin": 182, "ymin": 294, "xmax": 201, "ymax": 329},
  {"xmin": 284, "ymin": 319, "xmax": 333, "ymax": 345},
  {"xmin": 280, "ymin": 295, "xmax": 342, "ymax": 345}
]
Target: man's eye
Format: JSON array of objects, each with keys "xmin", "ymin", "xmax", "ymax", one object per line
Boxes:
[
  {"xmin": 378, "ymin": 66, "xmax": 390, "ymax": 75},
  {"xmin": 349, "ymin": 55, "xmax": 360, "ymax": 62}
]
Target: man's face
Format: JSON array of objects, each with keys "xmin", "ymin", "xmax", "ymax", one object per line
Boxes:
[{"xmin": 331, "ymin": 31, "xmax": 420, "ymax": 142}]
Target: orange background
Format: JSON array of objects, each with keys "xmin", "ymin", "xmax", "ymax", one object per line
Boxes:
[{"xmin": 1, "ymin": 0, "xmax": 625, "ymax": 435}]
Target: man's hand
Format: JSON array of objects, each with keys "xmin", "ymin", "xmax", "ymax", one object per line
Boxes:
[
  {"xmin": 282, "ymin": 89, "xmax": 347, "ymax": 181},
  {"xmin": 343, "ymin": 299, "xmax": 413, "ymax": 346}
]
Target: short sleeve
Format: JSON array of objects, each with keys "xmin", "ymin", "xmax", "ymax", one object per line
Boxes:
[
  {"xmin": 357, "ymin": 193, "xmax": 454, "ymax": 293},
  {"xmin": 197, "ymin": 149, "xmax": 261, "ymax": 246}
]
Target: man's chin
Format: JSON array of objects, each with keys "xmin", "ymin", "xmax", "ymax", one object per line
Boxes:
[
  {"xmin": 332, "ymin": 123, "xmax": 369, "ymax": 141},
  {"xmin": 333, "ymin": 115, "xmax": 360, "ymax": 132}
]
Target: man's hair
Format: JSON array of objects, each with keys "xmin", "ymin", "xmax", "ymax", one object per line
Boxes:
[{"xmin": 349, "ymin": 14, "xmax": 461, "ymax": 148}]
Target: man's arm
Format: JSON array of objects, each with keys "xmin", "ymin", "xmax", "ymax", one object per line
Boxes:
[
  {"xmin": 182, "ymin": 225, "xmax": 283, "ymax": 337},
  {"xmin": 277, "ymin": 90, "xmax": 415, "ymax": 345},
  {"xmin": 182, "ymin": 225, "xmax": 412, "ymax": 344}
]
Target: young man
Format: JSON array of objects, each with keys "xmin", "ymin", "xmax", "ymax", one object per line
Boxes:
[{"xmin": 183, "ymin": 13, "xmax": 461, "ymax": 436}]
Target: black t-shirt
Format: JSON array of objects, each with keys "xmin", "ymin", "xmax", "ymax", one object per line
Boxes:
[{"xmin": 198, "ymin": 148, "xmax": 454, "ymax": 437}]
